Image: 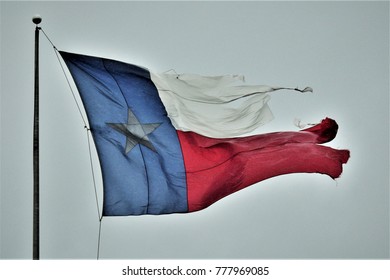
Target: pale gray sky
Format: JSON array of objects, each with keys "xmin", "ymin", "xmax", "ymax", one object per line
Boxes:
[{"xmin": 1, "ymin": 1, "xmax": 389, "ymax": 259}]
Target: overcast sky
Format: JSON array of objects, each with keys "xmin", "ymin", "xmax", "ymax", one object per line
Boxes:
[{"xmin": 1, "ymin": 1, "xmax": 389, "ymax": 259}]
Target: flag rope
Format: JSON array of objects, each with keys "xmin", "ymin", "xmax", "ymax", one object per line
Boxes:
[
  {"xmin": 40, "ymin": 27, "xmax": 103, "ymax": 259},
  {"xmin": 54, "ymin": 52, "xmax": 89, "ymax": 128},
  {"xmin": 86, "ymin": 129, "xmax": 104, "ymax": 259},
  {"xmin": 40, "ymin": 28, "xmax": 56, "ymax": 50},
  {"xmin": 40, "ymin": 28, "xmax": 89, "ymax": 128},
  {"xmin": 97, "ymin": 217, "xmax": 103, "ymax": 260},
  {"xmin": 86, "ymin": 130, "xmax": 102, "ymax": 220}
]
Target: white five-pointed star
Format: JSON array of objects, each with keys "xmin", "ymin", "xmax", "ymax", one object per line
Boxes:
[{"xmin": 107, "ymin": 109, "xmax": 161, "ymax": 153}]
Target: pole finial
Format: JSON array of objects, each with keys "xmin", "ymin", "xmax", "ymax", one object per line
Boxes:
[{"xmin": 32, "ymin": 15, "xmax": 42, "ymax": 25}]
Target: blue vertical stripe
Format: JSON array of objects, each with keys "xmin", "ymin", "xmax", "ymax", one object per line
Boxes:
[{"xmin": 60, "ymin": 52, "xmax": 187, "ymax": 215}]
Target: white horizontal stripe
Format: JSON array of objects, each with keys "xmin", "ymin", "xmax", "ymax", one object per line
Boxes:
[{"xmin": 151, "ymin": 72, "xmax": 311, "ymax": 138}]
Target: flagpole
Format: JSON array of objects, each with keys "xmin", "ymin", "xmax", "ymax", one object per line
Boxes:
[{"xmin": 32, "ymin": 15, "xmax": 42, "ymax": 260}]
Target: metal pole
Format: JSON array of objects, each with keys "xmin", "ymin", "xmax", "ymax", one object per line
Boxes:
[{"xmin": 32, "ymin": 15, "xmax": 42, "ymax": 260}]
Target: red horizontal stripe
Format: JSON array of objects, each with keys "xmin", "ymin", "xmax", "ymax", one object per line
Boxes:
[{"xmin": 177, "ymin": 118, "xmax": 350, "ymax": 212}]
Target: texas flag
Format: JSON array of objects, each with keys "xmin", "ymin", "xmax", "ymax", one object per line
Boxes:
[{"xmin": 60, "ymin": 51, "xmax": 349, "ymax": 216}]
